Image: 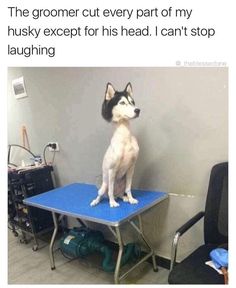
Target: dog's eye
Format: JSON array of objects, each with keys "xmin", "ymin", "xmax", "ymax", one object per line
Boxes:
[{"xmin": 119, "ymin": 101, "xmax": 126, "ymax": 105}]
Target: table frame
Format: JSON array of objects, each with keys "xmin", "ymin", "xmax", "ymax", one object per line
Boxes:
[
  {"xmin": 24, "ymin": 183, "xmax": 167, "ymax": 284},
  {"xmin": 49, "ymin": 212, "xmax": 158, "ymax": 284}
]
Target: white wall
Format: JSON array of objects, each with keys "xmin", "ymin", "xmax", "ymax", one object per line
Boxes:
[{"xmin": 7, "ymin": 67, "xmax": 228, "ymax": 261}]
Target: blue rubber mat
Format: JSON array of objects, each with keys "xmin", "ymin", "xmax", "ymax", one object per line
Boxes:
[{"xmin": 24, "ymin": 183, "xmax": 168, "ymax": 226}]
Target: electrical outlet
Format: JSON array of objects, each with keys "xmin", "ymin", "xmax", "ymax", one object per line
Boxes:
[{"xmin": 48, "ymin": 142, "xmax": 60, "ymax": 152}]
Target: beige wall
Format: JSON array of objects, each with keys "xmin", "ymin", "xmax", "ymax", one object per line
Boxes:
[{"xmin": 8, "ymin": 67, "xmax": 228, "ymax": 260}]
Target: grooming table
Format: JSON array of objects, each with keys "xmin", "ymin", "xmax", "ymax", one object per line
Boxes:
[{"xmin": 24, "ymin": 183, "xmax": 168, "ymax": 284}]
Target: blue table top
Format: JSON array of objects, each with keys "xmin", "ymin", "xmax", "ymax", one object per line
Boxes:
[{"xmin": 24, "ymin": 183, "xmax": 168, "ymax": 226}]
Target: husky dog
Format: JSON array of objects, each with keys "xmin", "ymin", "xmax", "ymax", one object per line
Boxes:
[{"xmin": 90, "ymin": 83, "xmax": 140, "ymax": 208}]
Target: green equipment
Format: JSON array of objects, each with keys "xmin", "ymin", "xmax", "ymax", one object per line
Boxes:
[{"xmin": 59, "ymin": 227, "xmax": 140, "ymax": 272}]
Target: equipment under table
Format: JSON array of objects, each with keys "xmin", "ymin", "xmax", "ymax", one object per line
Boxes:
[{"xmin": 24, "ymin": 183, "xmax": 168, "ymax": 284}]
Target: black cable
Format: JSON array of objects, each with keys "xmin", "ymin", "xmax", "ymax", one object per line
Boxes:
[
  {"xmin": 43, "ymin": 144, "xmax": 50, "ymax": 166},
  {"xmin": 8, "ymin": 144, "xmax": 37, "ymax": 165},
  {"xmin": 8, "ymin": 163, "xmax": 18, "ymax": 167},
  {"xmin": 51, "ymin": 150, "xmax": 56, "ymax": 165},
  {"xmin": 8, "ymin": 145, "xmax": 11, "ymax": 164},
  {"xmin": 43, "ymin": 143, "xmax": 57, "ymax": 165},
  {"xmin": 8, "ymin": 143, "xmax": 56, "ymax": 167}
]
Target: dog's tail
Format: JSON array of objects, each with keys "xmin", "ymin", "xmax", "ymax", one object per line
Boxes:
[{"xmin": 114, "ymin": 176, "xmax": 126, "ymax": 197}]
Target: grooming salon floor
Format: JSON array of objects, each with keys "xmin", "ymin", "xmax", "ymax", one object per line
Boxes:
[{"xmin": 8, "ymin": 231, "xmax": 169, "ymax": 284}]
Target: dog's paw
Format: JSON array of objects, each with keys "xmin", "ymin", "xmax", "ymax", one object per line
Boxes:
[
  {"xmin": 90, "ymin": 199, "xmax": 99, "ymax": 206},
  {"xmin": 122, "ymin": 196, "xmax": 129, "ymax": 202},
  {"xmin": 109, "ymin": 200, "xmax": 120, "ymax": 208},
  {"xmin": 128, "ymin": 198, "xmax": 138, "ymax": 204}
]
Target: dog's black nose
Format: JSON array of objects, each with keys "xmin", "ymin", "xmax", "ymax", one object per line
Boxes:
[{"xmin": 134, "ymin": 108, "xmax": 140, "ymax": 116}]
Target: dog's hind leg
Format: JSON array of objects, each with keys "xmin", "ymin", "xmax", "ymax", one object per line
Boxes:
[
  {"xmin": 108, "ymin": 169, "xmax": 120, "ymax": 207},
  {"xmin": 90, "ymin": 182, "xmax": 107, "ymax": 206},
  {"xmin": 125, "ymin": 164, "xmax": 138, "ymax": 204}
]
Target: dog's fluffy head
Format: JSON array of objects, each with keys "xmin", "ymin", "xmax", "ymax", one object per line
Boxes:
[{"xmin": 102, "ymin": 83, "xmax": 140, "ymax": 122}]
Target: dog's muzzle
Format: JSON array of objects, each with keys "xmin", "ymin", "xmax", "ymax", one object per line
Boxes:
[{"xmin": 134, "ymin": 108, "xmax": 141, "ymax": 117}]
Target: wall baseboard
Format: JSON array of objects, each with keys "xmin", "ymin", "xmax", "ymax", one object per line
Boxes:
[{"xmin": 147, "ymin": 254, "xmax": 171, "ymax": 270}]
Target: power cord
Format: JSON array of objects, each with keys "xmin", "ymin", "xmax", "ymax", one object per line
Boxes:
[
  {"xmin": 8, "ymin": 144, "xmax": 37, "ymax": 167},
  {"xmin": 8, "ymin": 143, "xmax": 57, "ymax": 167},
  {"xmin": 43, "ymin": 143, "xmax": 57, "ymax": 166}
]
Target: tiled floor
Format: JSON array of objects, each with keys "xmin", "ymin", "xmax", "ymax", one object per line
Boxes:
[{"xmin": 8, "ymin": 230, "xmax": 169, "ymax": 284}]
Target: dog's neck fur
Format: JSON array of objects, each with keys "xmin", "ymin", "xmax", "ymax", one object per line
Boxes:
[{"xmin": 112, "ymin": 120, "xmax": 132, "ymax": 140}]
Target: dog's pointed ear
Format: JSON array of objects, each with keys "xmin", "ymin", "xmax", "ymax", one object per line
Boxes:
[
  {"xmin": 125, "ymin": 82, "xmax": 133, "ymax": 96},
  {"xmin": 105, "ymin": 83, "xmax": 116, "ymax": 101}
]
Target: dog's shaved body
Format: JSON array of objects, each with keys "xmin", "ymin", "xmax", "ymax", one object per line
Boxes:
[{"xmin": 90, "ymin": 83, "xmax": 140, "ymax": 208}]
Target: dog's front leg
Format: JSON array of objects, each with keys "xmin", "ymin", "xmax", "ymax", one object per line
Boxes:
[
  {"xmin": 124, "ymin": 164, "xmax": 138, "ymax": 204},
  {"xmin": 108, "ymin": 169, "xmax": 119, "ymax": 207},
  {"xmin": 90, "ymin": 182, "xmax": 107, "ymax": 206}
]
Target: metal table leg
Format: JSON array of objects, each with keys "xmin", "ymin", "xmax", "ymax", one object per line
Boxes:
[
  {"xmin": 112, "ymin": 214, "xmax": 158, "ymax": 284},
  {"xmin": 129, "ymin": 215, "xmax": 158, "ymax": 272},
  {"xmin": 138, "ymin": 215, "xmax": 158, "ymax": 271},
  {"xmin": 49, "ymin": 212, "xmax": 58, "ymax": 270},
  {"xmin": 114, "ymin": 226, "xmax": 124, "ymax": 284}
]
